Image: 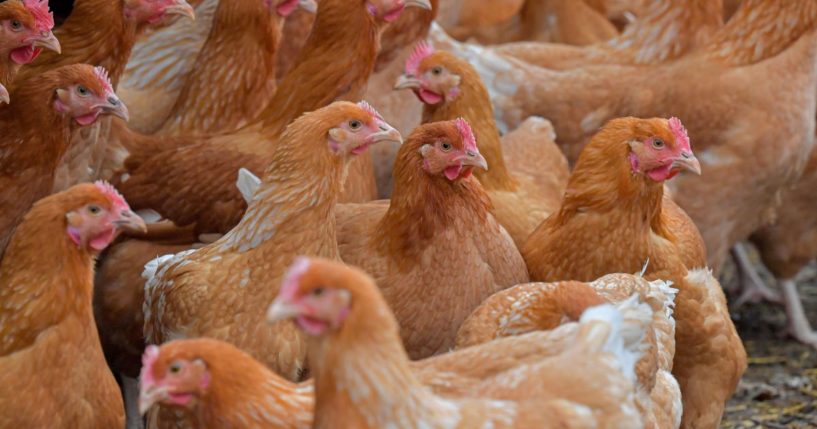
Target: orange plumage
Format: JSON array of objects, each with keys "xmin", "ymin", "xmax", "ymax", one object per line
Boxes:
[
  {"xmin": 0, "ymin": 182, "xmax": 146, "ymax": 427},
  {"xmin": 522, "ymin": 117, "xmax": 745, "ymax": 428}
]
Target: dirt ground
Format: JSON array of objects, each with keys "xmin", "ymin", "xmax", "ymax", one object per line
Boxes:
[{"xmin": 720, "ymin": 249, "xmax": 817, "ymax": 428}]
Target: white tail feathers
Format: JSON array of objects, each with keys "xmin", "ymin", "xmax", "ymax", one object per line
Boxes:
[
  {"xmin": 580, "ymin": 295, "xmax": 652, "ymax": 382},
  {"xmin": 236, "ymin": 168, "xmax": 261, "ymax": 204}
]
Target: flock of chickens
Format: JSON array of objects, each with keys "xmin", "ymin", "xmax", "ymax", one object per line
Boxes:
[{"xmin": 0, "ymin": 0, "xmax": 815, "ymax": 427}]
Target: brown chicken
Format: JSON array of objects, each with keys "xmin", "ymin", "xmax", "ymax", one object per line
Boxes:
[
  {"xmin": 0, "ymin": 64, "xmax": 128, "ymax": 260},
  {"xmin": 10, "ymin": 0, "xmax": 195, "ymax": 192},
  {"xmin": 0, "ymin": 182, "xmax": 146, "ymax": 427},
  {"xmin": 522, "ymin": 117, "xmax": 745, "ymax": 428},
  {"xmin": 0, "ymin": 0, "xmax": 60, "ymax": 104},
  {"xmin": 336, "ymin": 119, "xmax": 528, "ymax": 358},
  {"xmin": 435, "ymin": 0, "xmax": 525, "ymax": 42},
  {"xmin": 142, "ymin": 101, "xmax": 401, "ymax": 382},
  {"xmin": 118, "ymin": 0, "xmax": 432, "ymax": 235},
  {"xmin": 456, "ymin": 274, "xmax": 683, "ymax": 429},
  {"xmin": 267, "ymin": 256, "xmax": 649, "ymax": 428},
  {"xmin": 395, "ymin": 43, "xmax": 568, "ymax": 246},
  {"xmin": 138, "ymin": 339, "xmax": 314, "ymax": 429}
]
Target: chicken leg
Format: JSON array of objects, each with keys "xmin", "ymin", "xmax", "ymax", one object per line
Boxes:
[
  {"xmin": 782, "ymin": 279, "xmax": 817, "ymax": 349},
  {"xmin": 123, "ymin": 375, "xmax": 145, "ymax": 429},
  {"xmin": 731, "ymin": 243, "xmax": 782, "ymax": 307}
]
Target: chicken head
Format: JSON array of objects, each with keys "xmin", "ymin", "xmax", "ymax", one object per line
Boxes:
[
  {"xmin": 53, "ymin": 66, "xmax": 129, "ymax": 125},
  {"xmin": 0, "ymin": 0, "xmax": 60, "ymax": 64},
  {"xmin": 327, "ymin": 100, "xmax": 402, "ymax": 157},
  {"xmin": 138, "ymin": 344, "xmax": 211, "ymax": 415},
  {"xmin": 365, "ymin": 0, "xmax": 432, "ymax": 23},
  {"xmin": 395, "ymin": 41, "xmax": 462, "ymax": 105},
  {"xmin": 123, "ymin": 0, "xmax": 196, "ymax": 24},
  {"xmin": 417, "ymin": 118, "xmax": 488, "ymax": 181},
  {"xmin": 625, "ymin": 116, "xmax": 701, "ymax": 182},
  {"xmin": 64, "ymin": 181, "xmax": 146, "ymax": 252},
  {"xmin": 267, "ymin": 256, "xmax": 354, "ymax": 336}
]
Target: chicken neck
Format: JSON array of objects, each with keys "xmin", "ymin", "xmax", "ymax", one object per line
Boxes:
[
  {"xmin": 158, "ymin": 0, "xmax": 282, "ymax": 134},
  {"xmin": 255, "ymin": 0, "xmax": 380, "ymax": 135},
  {"xmin": 0, "ymin": 197, "xmax": 95, "ymax": 356}
]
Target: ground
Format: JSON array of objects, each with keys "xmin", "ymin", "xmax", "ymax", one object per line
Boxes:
[{"xmin": 721, "ymin": 252, "xmax": 817, "ymax": 429}]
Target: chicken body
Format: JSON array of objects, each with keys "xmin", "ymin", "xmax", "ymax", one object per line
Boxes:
[
  {"xmin": 337, "ymin": 120, "xmax": 529, "ymax": 358},
  {"xmin": 456, "ymin": 274, "xmax": 682, "ymax": 429}
]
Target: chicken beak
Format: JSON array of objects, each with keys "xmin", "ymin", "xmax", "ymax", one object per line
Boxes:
[
  {"xmin": 29, "ymin": 31, "xmax": 61, "ymax": 54},
  {"xmin": 164, "ymin": 0, "xmax": 196, "ymax": 20},
  {"xmin": 99, "ymin": 93, "xmax": 130, "ymax": 122},
  {"xmin": 0, "ymin": 84, "xmax": 8, "ymax": 105},
  {"xmin": 394, "ymin": 74, "xmax": 422, "ymax": 91},
  {"xmin": 672, "ymin": 151, "xmax": 701, "ymax": 175},
  {"xmin": 112, "ymin": 210, "xmax": 147, "ymax": 233},
  {"xmin": 267, "ymin": 298, "xmax": 301, "ymax": 324},
  {"xmin": 404, "ymin": 0, "xmax": 432, "ymax": 10},
  {"xmin": 298, "ymin": 0, "xmax": 318, "ymax": 13},
  {"xmin": 368, "ymin": 123, "xmax": 403, "ymax": 145},
  {"xmin": 456, "ymin": 150, "xmax": 488, "ymax": 170},
  {"xmin": 138, "ymin": 384, "xmax": 169, "ymax": 415}
]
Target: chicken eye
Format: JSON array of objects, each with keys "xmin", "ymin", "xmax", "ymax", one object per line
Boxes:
[
  {"xmin": 10, "ymin": 20, "xmax": 23, "ymax": 31},
  {"xmin": 312, "ymin": 287, "xmax": 325, "ymax": 296},
  {"xmin": 77, "ymin": 85, "xmax": 90, "ymax": 97},
  {"xmin": 169, "ymin": 362, "xmax": 182, "ymax": 374},
  {"xmin": 440, "ymin": 141, "xmax": 452, "ymax": 151},
  {"xmin": 652, "ymin": 139, "xmax": 665, "ymax": 149},
  {"xmin": 349, "ymin": 120, "xmax": 362, "ymax": 130},
  {"xmin": 87, "ymin": 205, "xmax": 102, "ymax": 215},
  {"xmin": 431, "ymin": 66, "xmax": 443, "ymax": 76}
]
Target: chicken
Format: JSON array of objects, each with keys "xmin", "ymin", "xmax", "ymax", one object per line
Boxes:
[
  {"xmin": 0, "ymin": 0, "xmax": 60, "ymax": 104},
  {"xmin": 0, "ymin": 64, "xmax": 128, "ymax": 260},
  {"xmin": 9, "ymin": 0, "xmax": 195, "ymax": 193},
  {"xmin": 138, "ymin": 339, "xmax": 314, "ymax": 429},
  {"xmin": 522, "ymin": 117, "xmax": 746, "ymax": 428},
  {"xmin": 0, "ymin": 181, "xmax": 146, "ymax": 427},
  {"xmin": 456, "ymin": 274, "xmax": 683, "ymax": 429},
  {"xmin": 119, "ymin": 0, "xmax": 218, "ymax": 134},
  {"xmin": 267, "ymin": 256, "xmax": 648, "ymax": 429},
  {"xmin": 434, "ymin": 0, "xmax": 817, "ymax": 276},
  {"xmin": 336, "ymin": 119, "xmax": 528, "ymax": 358},
  {"xmin": 118, "ymin": 0, "xmax": 432, "ymax": 234},
  {"xmin": 748, "ymin": 151, "xmax": 817, "ymax": 349},
  {"xmin": 394, "ymin": 43, "xmax": 569, "ymax": 246},
  {"xmin": 495, "ymin": 0, "xmax": 724, "ymax": 69},
  {"xmin": 142, "ymin": 101, "xmax": 401, "ymax": 381},
  {"xmin": 435, "ymin": 0, "xmax": 525, "ymax": 42}
]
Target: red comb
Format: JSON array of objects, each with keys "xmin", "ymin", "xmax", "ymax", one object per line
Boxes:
[
  {"xmin": 357, "ymin": 101, "xmax": 383, "ymax": 120},
  {"xmin": 93, "ymin": 67, "xmax": 114, "ymax": 94},
  {"xmin": 140, "ymin": 345, "xmax": 160, "ymax": 386},
  {"xmin": 22, "ymin": 0, "xmax": 54, "ymax": 32},
  {"xmin": 279, "ymin": 257, "xmax": 311, "ymax": 302},
  {"xmin": 455, "ymin": 118, "xmax": 478, "ymax": 153},
  {"xmin": 405, "ymin": 41, "xmax": 434, "ymax": 76},
  {"xmin": 668, "ymin": 117, "xmax": 691, "ymax": 151},
  {"xmin": 94, "ymin": 180, "xmax": 128, "ymax": 210}
]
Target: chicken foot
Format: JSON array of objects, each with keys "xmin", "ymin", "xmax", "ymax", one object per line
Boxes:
[
  {"xmin": 782, "ymin": 279, "xmax": 817, "ymax": 349},
  {"xmin": 731, "ymin": 243, "xmax": 782, "ymax": 307}
]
